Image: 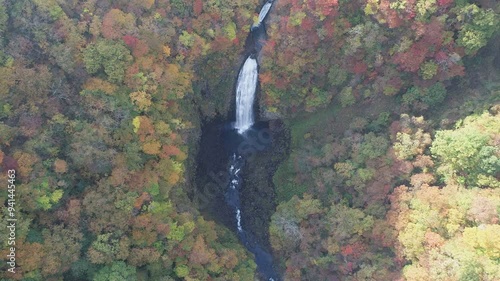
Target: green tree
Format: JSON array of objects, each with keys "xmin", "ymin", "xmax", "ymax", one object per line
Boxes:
[
  {"xmin": 355, "ymin": 132, "xmax": 389, "ymax": 163},
  {"xmin": 270, "ymin": 195, "xmax": 323, "ymax": 254},
  {"xmin": 306, "ymin": 87, "xmax": 331, "ymax": 111},
  {"xmin": 83, "ymin": 39, "xmax": 132, "ymax": 83},
  {"xmin": 328, "ymin": 65, "xmax": 348, "ymax": 86},
  {"xmin": 421, "ymin": 82, "xmax": 447, "ymax": 106},
  {"xmin": 93, "ymin": 261, "xmax": 137, "ymax": 281},
  {"xmin": 403, "ymin": 83, "xmax": 447, "ymax": 109},
  {"xmin": 88, "ymin": 233, "xmax": 130, "ymax": 264},
  {"xmin": 70, "ymin": 259, "xmax": 97, "ymax": 280},
  {"xmin": 340, "ymin": 86, "xmax": 355, "ymax": 107},
  {"xmin": 0, "ymin": 0, "xmax": 8, "ymax": 41},
  {"xmin": 327, "ymin": 203, "xmax": 374, "ymax": 241},
  {"xmin": 174, "ymin": 264, "xmax": 189, "ymax": 278},
  {"xmin": 431, "ymin": 111, "xmax": 500, "ymax": 187},
  {"xmin": 420, "ymin": 61, "xmax": 438, "ymax": 80},
  {"xmin": 457, "ymin": 5, "xmax": 498, "ymax": 54}
]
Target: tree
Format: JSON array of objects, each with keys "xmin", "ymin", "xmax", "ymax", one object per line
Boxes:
[
  {"xmin": 193, "ymin": 0, "xmax": 203, "ymax": 16},
  {"xmin": 127, "ymin": 247, "xmax": 161, "ymax": 266},
  {"xmin": 189, "ymin": 235, "xmax": 216, "ymax": 265},
  {"xmin": 403, "ymin": 83, "xmax": 447, "ymax": 110},
  {"xmin": 431, "ymin": 111, "xmax": 500, "ymax": 187},
  {"xmin": 83, "ymin": 39, "xmax": 132, "ymax": 83},
  {"xmin": 102, "ymin": 9, "xmax": 136, "ymax": 40},
  {"xmin": 54, "ymin": 158, "xmax": 67, "ymax": 173},
  {"xmin": 327, "ymin": 203, "xmax": 374, "ymax": 242},
  {"xmin": 388, "ymin": 181, "xmax": 500, "ymax": 281},
  {"xmin": 0, "ymin": 66, "xmax": 14, "ymax": 98},
  {"xmin": 174, "ymin": 264, "xmax": 189, "ymax": 278},
  {"xmin": 84, "ymin": 78, "xmax": 117, "ymax": 94},
  {"xmin": 421, "ymin": 83, "xmax": 447, "ymax": 106},
  {"xmin": 339, "ymin": 86, "xmax": 355, "ymax": 107},
  {"xmin": 393, "ymin": 42, "xmax": 427, "ymax": 73},
  {"xmin": 270, "ymin": 195, "xmax": 322, "ymax": 255},
  {"xmin": 88, "ymin": 233, "xmax": 130, "ymax": 264},
  {"xmin": 420, "ymin": 61, "xmax": 438, "ymax": 80},
  {"xmin": 129, "ymin": 91, "xmax": 152, "ymax": 111},
  {"xmin": 456, "ymin": 5, "xmax": 498, "ymax": 54},
  {"xmin": 69, "ymin": 122, "xmax": 116, "ymax": 175},
  {"xmin": 93, "ymin": 261, "xmax": 137, "ymax": 281},
  {"xmin": 463, "ymin": 224, "xmax": 500, "ymax": 260},
  {"xmin": 0, "ymin": 1, "xmax": 7, "ymax": 39},
  {"xmin": 393, "ymin": 115, "xmax": 432, "ymax": 161},
  {"xmin": 40, "ymin": 225, "xmax": 83, "ymax": 276},
  {"xmin": 354, "ymin": 132, "xmax": 389, "ymax": 163}
]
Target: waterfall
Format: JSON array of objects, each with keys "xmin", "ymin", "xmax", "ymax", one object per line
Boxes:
[
  {"xmin": 258, "ymin": 1, "xmax": 272, "ymax": 24},
  {"xmin": 236, "ymin": 208, "xmax": 243, "ymax": 232},
  {"xmin": 235, "ymin": 57, "xmax": 258, "ymax": 134},
  {"xmin": 251, "ymin": 1, "xmax": 272, "ymax": 30},
  {"xmin": 225, "ymin": 1, "xmax": 279, "ymax": 280}
]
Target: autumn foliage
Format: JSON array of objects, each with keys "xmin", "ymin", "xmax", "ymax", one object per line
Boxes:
[
  {"xmin": 258, "ymin": 0, "xmax": 491, "ymax": 116},
  {"xmin": 0, "ymin": 0, "xmax": 497, "ymax": 280},
  {"xmin": 0, "ymin": 0, "xmax": 261, "ymax": 279}
]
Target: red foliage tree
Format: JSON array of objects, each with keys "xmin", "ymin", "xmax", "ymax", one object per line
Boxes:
[
  {"xmin": 259, "ymin": 72, "xmax": 273, "ymax": 85},
  {"xmin": 301, "ymin": 17, "xmax": 315, "ymax": 31},
  {"xmin": 123, "ymin": 35, "xmax": 139, "ymax": 48},
  {"xmin": 2, "ymin": 156, "xmax": 18, "ymax": 171},
  {"xmin": 102, "ymin": 9, "xmax": 135, "ymax": 40},
  {"xmin": 393, "ymin": 42, "xmax": 427, "ymax": 72},
  {"xmin": 446, "ymin": 63, "xmax": 465, "ymax": 78},
  {"xmin": 315, "ymin": 0, "xmax": 339, "ymax": 17},
  {"xmin": 341, "ymin": 242, "xmax": 366, "ymax": 259},
  {"xmin": 352, "ymin": 61, "xmax": 368, "ymax": 74},
  {"xmin": 437, "ymin": 0, "xmax": 453, "ymax": 6},
  {"xmin": 422, "ymin": 18, "xmax": 444, "ymax": 49},
  {"xmin": 379, "ymin": 0, "xmax": 403, "ymax": 28},
  {"xmin": 132, "ymin": 39, "xmax": 149, "ymax": 57},
  {"xmin": 160, "ymin": 145, "xmax": 185, "ymax": 160},
  {"xmin": 193, "ymin": 0, "xmax": 203, "ymax": 16}
]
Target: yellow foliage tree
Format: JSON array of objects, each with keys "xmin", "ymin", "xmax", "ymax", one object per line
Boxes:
[
  {"xmin": 133, "ymin": 116, "xmax": 141, "ymax": 133},
  {"xmin": 163, "ymin": 45, "xmax": 171, "ymax": 57},
  {"xmin": 130, "ymin": 91, "xmax": 152, "ymax": 111},
  {"xmin": 14, "ymin": 151, "xmax": 39, "ymax": 179},
  {"xmin": 463, "ymin": 225, "xmax": 500, "ymax": 259},
  {"xmin": 84, "ymin": 78, "xmax": 117, "ymax": 94},
  {"xmin": 142, "ymin": 141, "xmax": 161, "ymax": 155}
]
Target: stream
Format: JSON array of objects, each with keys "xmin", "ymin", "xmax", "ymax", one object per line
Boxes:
[{"xmin": 226, "ymin": 1, "xmax": 280, "ymax": 280}]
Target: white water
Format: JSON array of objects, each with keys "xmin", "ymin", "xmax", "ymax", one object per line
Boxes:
[
  {"xmin": 228, "ymin": 154, "xmax": 244, "ymax": 233},
  {"xmin": 258, "ymin": 2, "xmax": 272, "ymax": 24},
  {"xmin": 236, "ymin": 209, "xmax": 243, "ymax": 232},
  {"xmin": 235, "ymin": 57, "xmax": 258, "ymax": 134}
]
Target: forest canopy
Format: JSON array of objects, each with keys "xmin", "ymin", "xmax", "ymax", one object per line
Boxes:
[{"xmin": 0, "ymin": 0, "xmax": 498, "ymax": 280}]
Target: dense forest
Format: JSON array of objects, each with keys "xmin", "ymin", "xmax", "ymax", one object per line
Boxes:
[{"xmin": 0, "ymin": 0, "xmax": 498, "ymax": 280}]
